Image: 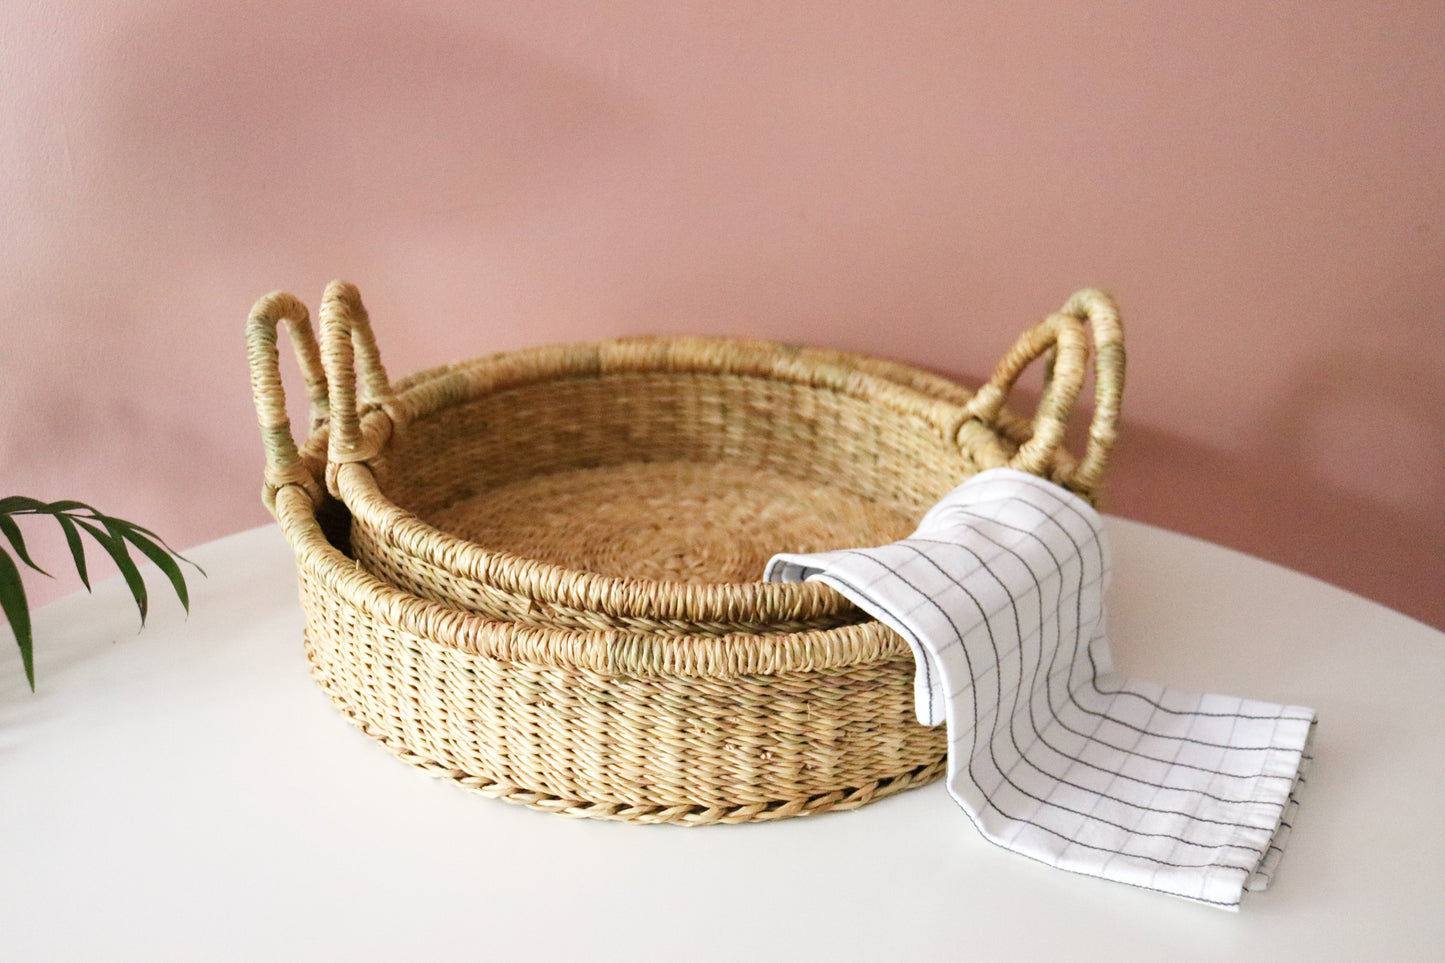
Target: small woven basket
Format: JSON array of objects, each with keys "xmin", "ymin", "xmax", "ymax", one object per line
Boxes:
[
  {"xmin": 249, "ymin": 283, "xmax": 1124, "ymax": 637},
  {"xmin": 273, "ymin": 470, "xmax": 949, "ymax": 824},
  {"xmin": 249, "ymin": 284, "xmax": 1124, "ymax": 824}
]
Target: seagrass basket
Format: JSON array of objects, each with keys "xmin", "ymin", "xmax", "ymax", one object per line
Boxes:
[
  {"xmin": 249, "ymin": 282, "xmax": 1124, "ymax": 637},
  {"xmin": 248, "ymin": 284, "xmax": 1124, "ymax": 824},
  {"xmin": 271, "ymin": 465, "xmax": 950, "ymax": 824}
]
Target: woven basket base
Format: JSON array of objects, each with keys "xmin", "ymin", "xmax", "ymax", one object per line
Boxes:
[
  {"xmin": 424, "ymin": 461, "xmax": 916, "ymax": 585},
  {"xmin": 308, "ymin": 660, "xmax": 947, "ymax": 826}
]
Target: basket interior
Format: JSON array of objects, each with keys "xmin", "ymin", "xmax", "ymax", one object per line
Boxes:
[{"xmin": 370, "ymin": 370, "xmax": 974, "ymax": 585}]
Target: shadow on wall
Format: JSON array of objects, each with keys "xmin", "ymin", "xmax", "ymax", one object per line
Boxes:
[
  {"xmin": 1104, "ymin": 345, "xmax": 1443, "ymax": 630},
  {"xmin": 1110, "ymin": 427, "xmax": 1444, "ymax": 630}
]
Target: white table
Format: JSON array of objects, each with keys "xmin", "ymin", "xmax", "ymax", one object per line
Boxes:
[{"xmin": 3, "ymin": 519, "xmax": 1442, "ymax": 961}]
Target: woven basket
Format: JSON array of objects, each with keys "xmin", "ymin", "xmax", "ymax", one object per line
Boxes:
[
  {"xmin": 271, "ymin": 468, "xmax": 951, "ymax": 824},
  {"xmin": 250, "ymin": 283, "xmax": 1124, "ymax": 638},
  {"xmin": 249, "ymin": 285, "xmax": 1124, "ymax": 824}
]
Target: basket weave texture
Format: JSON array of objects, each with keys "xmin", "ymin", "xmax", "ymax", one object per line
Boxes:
[
  {"xmin": 249, "ymin": 284, "xmax": 1124, "ymax": 824},
  {"xmin": 253, "ymin": 283, "xmax": 1123, "ymax": 634}
]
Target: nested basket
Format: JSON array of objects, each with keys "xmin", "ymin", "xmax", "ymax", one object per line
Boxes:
[
  {"xmin": 248, "ymin": 284, "xmax": 1124, "ymax": 824},
  {"xmin": 270, "ymin": 468, "xmax": 951, "ymax": 824},
  {"xmin": 250, "ymin": 282, "xmax": 1124, "ymax": 637}
]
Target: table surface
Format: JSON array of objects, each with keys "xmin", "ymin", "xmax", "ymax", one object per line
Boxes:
[{"xmin": 2, "ymin": 518, "xmax": 1442, "ymax": 961}]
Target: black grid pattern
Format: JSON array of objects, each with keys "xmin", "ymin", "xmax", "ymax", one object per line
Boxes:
[{"xmin": 766, "ymin": 468, "xmax": 1315, "ymax": 910}]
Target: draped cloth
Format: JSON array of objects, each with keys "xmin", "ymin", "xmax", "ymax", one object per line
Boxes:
[{"xmin": 765, "ymin": 468, "xmax": 1315, "ymax": 909}]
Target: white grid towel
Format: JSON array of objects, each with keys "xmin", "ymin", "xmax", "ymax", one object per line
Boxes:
[{"xmin": 765, "ymin": 467, "xmax": 1315, "ymax": 910}]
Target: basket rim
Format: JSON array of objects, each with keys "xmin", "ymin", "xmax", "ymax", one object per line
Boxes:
[
  {"xmin": 324, "ymin": 333, "xmax": 1060, "ymax": 626},
  {"xmin": 278, "ymin": 480, "xmax": 918, "ymax": 677}
]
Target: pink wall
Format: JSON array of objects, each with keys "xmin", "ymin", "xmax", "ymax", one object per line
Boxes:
[{"xmin": 3, "ymin": 1, "xmax": 1441, "ymax": 628}]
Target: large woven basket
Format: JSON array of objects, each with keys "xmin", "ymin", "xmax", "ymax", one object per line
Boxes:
[
  {"xmin": 249, "ymin": 284, "xmax": 1124, "ymax": 824},
  {"xmin": 250, "ymin": 282, "xmax": 1124, "ymax": 637}
]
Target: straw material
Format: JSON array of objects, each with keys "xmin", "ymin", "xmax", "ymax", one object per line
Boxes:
[
  {"xmin": 277, "ymin": 471, "xmax": 947, "ymax": 824},
  {"xmin": 250, "ymin": 282, "xmax": 1124, "ymax": 635},
  {"xmin": 249, "ymin": 283, "xmax": 1125, "ymax": 823}
]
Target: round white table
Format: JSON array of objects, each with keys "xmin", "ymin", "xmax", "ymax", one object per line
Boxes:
[{"xmin": 2, "ymin": 519, "xmax": 1441, "ymax": 961}]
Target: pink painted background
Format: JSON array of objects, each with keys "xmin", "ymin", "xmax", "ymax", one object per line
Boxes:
[{"xmin": 3, "ymin": 1, "xmax": 1441, "ymax": 630}]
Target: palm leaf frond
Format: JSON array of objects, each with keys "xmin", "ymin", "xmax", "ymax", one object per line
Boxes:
[
  {"xmin": 1, "ymin": 496, "xmax": 204, "ymax": 690},
  {"xmin": 0, "ymin": 548, "xmax": 35, "ymax": 690}
]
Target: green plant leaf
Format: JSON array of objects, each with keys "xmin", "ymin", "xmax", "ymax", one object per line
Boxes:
[
  {"xmin": 55, "ymin": 514, "xmax": 92, "ymax": 592},
  {"xmin": 0, "ymin": 548, "xmax": 35, "ymax": 690},
  {"xmin": 109, "ymin": 519, "xmax": 205, "ymax": 578},
  {"xmin": 39, "ymin": 500, "xmax": 94, "ymax": 516},
  {"xmin": 0, "ymin": 495, "xmax": 47, "ymax": 515},
  {"xmin": 73, "ymin": 518, "xmax": 148, "ymax": 625},
  {"xmin": 0, "ymin": 513, "xmax": 50, "ymax": 576},
  {"xmin": 116, "ymin": 524, "xmax": 191, "ymax": 613},
  {"xmin": 3, "ymin": 496, "xmax": 205, "ymax": 691}
]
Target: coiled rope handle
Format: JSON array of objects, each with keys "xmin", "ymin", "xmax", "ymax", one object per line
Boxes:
[
  {"xmin": 318, "ymin": 280, "xmax": 396, "ymax": 491},
  {"xmin": 963, "ymin": 289, "xmax": 1125, "ymax": 495},
  {"xmin": 248, "ymin": 291, "xmax": 331, "ymax": 511}
]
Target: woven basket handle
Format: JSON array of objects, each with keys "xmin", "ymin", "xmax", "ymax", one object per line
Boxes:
[
  {"xmin": 965, "ymin": 289, "xmax": 1125, "ymax": 492},
  {"xmin": 247, "ymin": 291, "xmax": 330, "ymax": 509},
  {"xmin": 318, "ymin": 279, "xmax": 395, "ymax": 469}
]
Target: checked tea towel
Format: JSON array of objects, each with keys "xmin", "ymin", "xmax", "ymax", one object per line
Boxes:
[{"xmin": 765, "ymin": 468, "xmax": 1315, "ymax": 910}]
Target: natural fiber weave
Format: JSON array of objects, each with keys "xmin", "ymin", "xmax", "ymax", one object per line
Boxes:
[
  {"xmin": 249, "ymin": 283, "xmax": 1125, "ymax": 823},
  {"xmin": 275, "ymin": 469, "xmax": 948, "ymax": 824},
  {"xmin": 250, "ymin": 282, "xmax": 1124, "ymax": 636}
]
